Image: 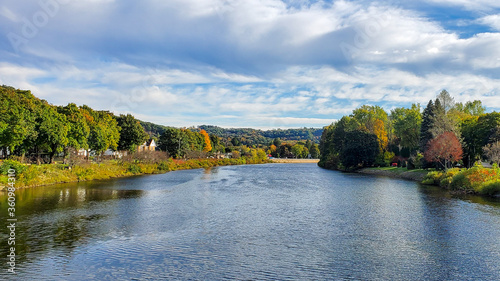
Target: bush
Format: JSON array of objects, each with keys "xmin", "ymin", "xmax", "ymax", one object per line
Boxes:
[
  {"xmin": 157, "ymin": 161, "xmax": 171, "ymax": 171},
  {"xmin": 449, "ymin": 173, "xmax": 470, "ymax": 191},
  {"xmin": 477, "ymin": 180, "xmax": 500, "ymax": 196},
  {"xmin": 439, "ymin": 168, "xmax": 460, "ymax": 189},
  {"xmin": 422, "ymin": 171, "xmax": 443, "ymax": 185},
  {"xmin": 128, "ymin": 164, "xmax": 142, "ymax": 174},
  {"xmin": 0, "ymin": 160, "xmax": 27, "ymax": 175}
]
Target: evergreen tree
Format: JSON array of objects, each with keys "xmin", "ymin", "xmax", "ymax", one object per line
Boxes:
[{"xmin": 420, "ymin": 100, "xmax": 435, "ymax": 151}]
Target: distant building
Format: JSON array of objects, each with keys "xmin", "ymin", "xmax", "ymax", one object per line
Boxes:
[{"xmin": 138, "ymin": 139, "xmax": 156, "ymax": 152}]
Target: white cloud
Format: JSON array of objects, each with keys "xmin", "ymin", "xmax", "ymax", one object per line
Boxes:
[{"xmin": 478, "ymin": 14, "xmax": 500, "ymax": 31}]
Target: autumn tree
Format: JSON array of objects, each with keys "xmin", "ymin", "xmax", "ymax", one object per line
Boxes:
[
  {"xmin": 200, "ymin": 129, "xmax": 212, "ymax": 152},
  {"xmin": 424, "ymin": 132, "xmax": 463, "ymax": 170}
]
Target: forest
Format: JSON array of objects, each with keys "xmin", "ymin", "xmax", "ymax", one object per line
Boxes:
[{"xmin": 318, "ymin": 90, "xmax": 500, "ymax": 195}]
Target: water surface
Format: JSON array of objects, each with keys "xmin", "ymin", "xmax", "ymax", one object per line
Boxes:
[{"xmin": 1, "ymin": 163, "xmax": 500, "ymax": 280}]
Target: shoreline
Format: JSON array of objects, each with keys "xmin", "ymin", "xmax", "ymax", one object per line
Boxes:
[
  {"xmin": 270, "ymin": 158, "xmax": 320, "ymax": 163},
  {"xmin": 356, "ymin": 167, "xmax": 428, "ymax": 182},
  {"xmin": 0, "ymin": 158, "xmax": 271, "ymax": 190}
]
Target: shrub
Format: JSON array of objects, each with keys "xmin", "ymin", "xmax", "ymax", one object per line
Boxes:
[
  {"xmin": 128, "ymin": 164, "xmax": 142, "ymax": 174},
  {"xmin": 157, "ymin": 161, "xmax": 171, "ymax": 171},
  {"xmin": 477, "ymin": 180, "xmax": 500, "ymax": 196},
  {"xmin": 449, "ymin": 173, "xmax": 470, "ymax": 191},
  {"xmin": 422, "ymin": 171, "xmax": 443, "ymax": 185},
  {"xmin": 439, "ymin": 168, "xmax": 460, "ymax": 189},
  {"xmin": 0, "ymin": 160, "xmax": 27, "ymax": 175}
]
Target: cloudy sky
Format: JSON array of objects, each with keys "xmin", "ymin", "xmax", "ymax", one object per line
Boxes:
[{"xmin": 1, "ymin": 0, "xmax": 500, "ymax": 129}]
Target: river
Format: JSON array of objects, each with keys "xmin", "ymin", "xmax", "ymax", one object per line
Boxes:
[{"xmin": 1, "ymin": 163, "xmax": 500, "ymax": 280}]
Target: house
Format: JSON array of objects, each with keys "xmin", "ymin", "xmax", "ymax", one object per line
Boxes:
[{"xmin": 138, "ymin": 139, "xmax": 156, "ymax": 152}]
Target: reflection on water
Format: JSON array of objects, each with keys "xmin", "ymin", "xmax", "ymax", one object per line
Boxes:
[{"xmin": 1, "ymin": 164, "xmax": 500, "ymax": 280}]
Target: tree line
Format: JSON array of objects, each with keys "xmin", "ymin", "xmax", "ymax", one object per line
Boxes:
[
  {"xmin": 0, "ymin": 85, "xmax": 150, "ymax": 163},
  {"xmin": 319, "ymin": 90, "xmax": 500, "ymax": 170},
  {"xmin": 0, "ymin": 85, "xmax": 274, "ymax": 163}
]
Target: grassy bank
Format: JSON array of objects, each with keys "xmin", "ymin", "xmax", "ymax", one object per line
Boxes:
[
  {"xmin": 0, "ymin": 157, "xmax": 270, "ymax": 189},
  {"xmin": 358, "ymin": 167, "xmax": 429, "ymax": 182},
  {"xmin": 358, "ymin": 165, "xmax": 500, "ymax": 197}
]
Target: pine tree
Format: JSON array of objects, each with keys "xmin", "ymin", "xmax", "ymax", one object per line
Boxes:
[{"xmin": 420, "ymin": 100, "xmax": 435, "ymax": 152}]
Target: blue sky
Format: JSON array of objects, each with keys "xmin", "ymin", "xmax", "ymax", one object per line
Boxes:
[{"xmin": 1, "ymin": 0, "xmax": 500, "ymax": 129}]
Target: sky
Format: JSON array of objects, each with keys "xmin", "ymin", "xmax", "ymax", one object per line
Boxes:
[{"xmin": 1, "ymin": 0, "xmax": 500, "ymax": 129}]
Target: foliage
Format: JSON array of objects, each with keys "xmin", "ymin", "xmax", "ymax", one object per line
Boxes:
[
  {"xmin": 391, "ymin": 104, "xmax": 422, "ymax": 151},
  {"xmin": 116, "ymin": 114, "xmax": 149, "ymax": 152},
  {"xmin": 200, "ymin": 130, "xmax": 212, "ymax": 152},
  {"xmin": 0, "ymin": 160, "xmax": 27, "ymax": 175},
  {"xmin": 420, "ymin": 100, "xmax": 436, "ymax": 152},
  {"xmin": 424, "ymin": 132, "xmax": 463, "ymax": 169},
  {"xmin": 340, "ymin": 130, "xmax": 379, "ymax": 170},
  {"xmin": 422, "ymin": 163, "xmax": 500, "ymax": 196}
]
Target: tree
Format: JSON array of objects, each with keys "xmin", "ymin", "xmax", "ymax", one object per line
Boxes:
[
  {"xmin": 310, "ymin": 143, "xmax": 320, "ymax": 159},
  {"xmin": 200, "ymin": 129, "xmax": 212, "ymax": 152},
  {"xmin": 461, "ymin": 116, "xmax": 481, "ymax": 167},
  {"xmin": 484, "ymin": 141, "xmax": 500, "ymax": 165},
  {"xmin": 436, "ymin": 89, "xmax": 455, "ymax": 113},
  {"xmin": 0, "ymin": 86, "xmax": 37, "ymax": 157},
  {"xmin": 81, "ymin": 106, "xmax": 120, "ymax": 157},
  {"xmin": 420, "ymin": 100, "xmax": 435, "ymax": 152},
  {"xmin": 116, "ymin": 114, "xmax": 148, "ymax": 152},
  {"xmin": 291, "ymin": 144, "xmax": 304, "ymax": 158},
  {"xmin": 430, "ymin": 98, "xmax": 459, "ymax": 138},
  {"xmin": 391, "ymin": 104, "xmax": 422, "ymax": 151},
  {"xmin": 424, "ymin": 132, "xmax": 463, "ymax": 170},
  {"xmin": 57, "ymin": 103, "xmax": 90, "ymax": 153},
  {"xmin": 159, "ymin": 128, "xmax": 188, "ymax": 158},
  {"xmin": 340, "ymin": 130, "xmax": 379, "ymax": 169},
  {"xmin": 454, "ymin": 100, "xmax": 485, "ymax": 116},
  {"xmin": 36, "ymin": 103, "xmax": 70, "ymax": 163}
]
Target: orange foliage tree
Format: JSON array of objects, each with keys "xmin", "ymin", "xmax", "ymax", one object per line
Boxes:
[
  {"xmin": 200, "ymin": 129, "xmax": 212, "ymax": 152},
  {"xmin": 424, "ymin": 132, "xmax": 463, "ymax": 169}
]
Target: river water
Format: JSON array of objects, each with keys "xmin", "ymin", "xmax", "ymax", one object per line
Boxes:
[{"xmin": 1, "ymin": 163, "xmax": 500, "ymax": 280}]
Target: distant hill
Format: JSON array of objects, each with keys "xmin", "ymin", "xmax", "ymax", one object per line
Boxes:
[{"xmin": 139, "ymin": 121, "xmax": 323, "ymax": 146}]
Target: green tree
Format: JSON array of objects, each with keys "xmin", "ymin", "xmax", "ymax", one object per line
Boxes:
[
  {"xmin": 310, "ymin": 143, "xmax": 320, "ymax": 159},
  {"xmin": 340, "ymin": 130, "xmax": 379, "ymax": 169},
  {"xmin": 420, "ymin": 100, "xmax": 436, "ymax": 151},
  {"xmin": 57, "ymin": 103, "xmax": 90, "ymax": 155},
  {"xmin": 291, "ymin": 144, "xmax": 304, "ymax": 158},
  {"xmin": 391, "ymin": 104, "xmax": 422, "ymax": 152},
  {"xmin": 116, "ymin": 114, "xmax": 149, "ymax": 152},
  {"xmin": 81, "ymin": 106, "xmax": 120, "ymax": 157},
  {"xmin": 159, "ymin": 128, "xmax": 188, "ymax": 158},
  {"xmin": 37, "ymin": 103, "xmax": 70, "ymax": 163}
]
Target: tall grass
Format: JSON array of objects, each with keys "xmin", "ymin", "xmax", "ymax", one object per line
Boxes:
[{"xmin": 0, "ymin": 155, "xmax": 270, "ymax": 189}]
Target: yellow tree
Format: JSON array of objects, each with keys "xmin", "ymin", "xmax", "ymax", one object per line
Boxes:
[
  {"xmin": 200, "ymin": 129, "xmax": 212, "ymax": 152},
  {"xmin": 373, "ymin": 119, "xmax": 388, "ymax": 151}
]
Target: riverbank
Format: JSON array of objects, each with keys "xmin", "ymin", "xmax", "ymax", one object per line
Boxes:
[
  {"xmin": 356, "ymin": 165, "xmax": 500, "ymax": 197},
  {"xmin": 0, "ymin": 157, "xmax": 271, "ymax": 190},
  {"xmin": 270, "ymin": 158, "xmax": 320, "ymax": 163},
  {"xmin": 357, "ymin": 167, "xmax": 429, "ymax": 182}
]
